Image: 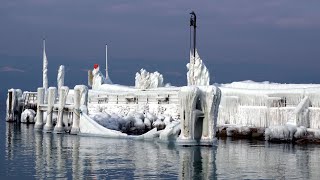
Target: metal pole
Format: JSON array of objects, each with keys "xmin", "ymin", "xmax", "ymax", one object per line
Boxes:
[{"xmin": 105, "ymin": 44, "xmax": 108, "ymax": 79}]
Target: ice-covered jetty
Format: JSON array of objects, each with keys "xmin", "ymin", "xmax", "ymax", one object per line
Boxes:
[{"xmin": 6, "ymin": 35, "xmax": 221, "ymax": 145}]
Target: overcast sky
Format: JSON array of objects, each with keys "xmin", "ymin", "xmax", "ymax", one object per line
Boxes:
[{"xmin": 1, "ymin": 0, "xmax": 320, "ymax": 98}]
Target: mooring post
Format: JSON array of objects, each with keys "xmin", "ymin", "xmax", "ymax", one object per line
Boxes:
[
  {"xmin": 54, "ymin": 86, "xmax": 69, "ymax": 133},
  {"xmin": 43, "ymin": 87, "xmax": 56, "ymax": 132},
  {"xmin": 70, "ymin": 87, "xmax": 80, "ymax": 134},
  {"xmin": 35, "ymin": 87, "xmax": 45, "ymax": 130}
]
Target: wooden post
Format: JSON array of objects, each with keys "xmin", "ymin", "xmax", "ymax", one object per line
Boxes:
[
  {"xmin": 43, "ymin": 87, "xmax": 56, "ymax": 132},
  {"xmin": 54, "ymin": 86, "xmax": 69, "ymax": 133},
  {"xmin": 35, "ymin": 87, "xmax": 45, "ymax": 130},
  {"xmin": 70, "ymin": 87, "xmax": 80, "ymax": 134}
]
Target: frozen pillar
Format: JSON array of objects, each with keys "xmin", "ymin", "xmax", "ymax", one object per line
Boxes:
[
  {"xmin": 57, "ymin": 65, "xmax": 65, "ymax": 96},
  {"xmin": 43, "ymin": 39, "xmax": 48, "ymax": 90},
  {"xmin": 54, "ymin": 86, "xmax": 69, "ymax": 133},
  {"xmin": 43, "ymin": 39, "xmax": 48, "ymax": 103},
  {"xmin": 199, "ymin": 86, "xmax": 221, "ymax": 145},
  {"xmin": 35, "ymin": 87, "xmax": 45, "ymax": 130},
  {"xmin": 76, "ymin": 85, "xmax": 88, "ymax": 114},
  {"xmin": 43, "ymin": 87, "xmax": 56, "ymax": 132},
  {"xmin": 6, "ymin": 89, "xmax": 14, "ymax": 122},
  {"xmin": 70, "ymin": 87, "xmax": 80, "ymax": 134},
  {"xmin": 177, "ymin": 86, "xmax": 201, "ymax": 145}
]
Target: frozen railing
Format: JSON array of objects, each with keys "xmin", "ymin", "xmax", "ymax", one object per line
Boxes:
[
  {"xmin": 34, "ymin": 85, "xmax": 88, "ymax": 134},
  {"xmin": 89, "ymin": 91, "xmax": 180, "ymax": 105}
]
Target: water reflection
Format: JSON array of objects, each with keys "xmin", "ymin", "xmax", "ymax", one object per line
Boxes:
[
  {"xmin": 4, "ymin": 123, "xmax": 320, "ymax": 179},
  {"xmin": 5, "ymin": 123, "xmax": 217, "ymax": 179},
  {"xmin": 216, "ymin": 138, "xmax": 320, "ymax": 179}
]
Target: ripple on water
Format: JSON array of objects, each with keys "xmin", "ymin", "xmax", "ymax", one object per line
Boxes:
[{"xmin": 1, "ymin": 120, "xmax": 320, "ymax": 179}]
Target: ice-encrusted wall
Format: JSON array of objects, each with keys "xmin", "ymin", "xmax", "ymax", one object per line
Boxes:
[{"xmin": 218, "ymin": 82, "xmax": 320, "ymax": 129}]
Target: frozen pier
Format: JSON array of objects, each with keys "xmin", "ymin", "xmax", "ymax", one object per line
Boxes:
[{"xmin": 6, "ymin": 84, "xmax": 221, "ymax": 146}]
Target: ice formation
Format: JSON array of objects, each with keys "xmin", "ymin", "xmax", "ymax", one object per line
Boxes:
[
  {"xmin": 89, "ymin": 111, "xmax": 177, "ymax": 135},
  {"xmin": 265, "ymin": 125, "xmax": 298, "ymax": 141},
  {"xmin": 135, "ymin": 69, "xmax": 164, "ymax": 89},
  {"xmin": 218, "ymin": 81, "xmax": 320, "ymax": 130},
  {"xmin": 57, "ymin": 65, "xmax": 65, "ymax": 92},
  {"xmin": 187, "ymin": 50, "xmax": 210, "ymax": 86},
  {"xmin": 105, "ymin": 44, "xmax": 113, "ymax": 84},
  {"xmin": 6, "ymin": 42, "xmax": 223, "ymax": 146},
  {"xmin": 21, "ymin": 109, "xmax": 36, "ymax": 123},
  {"xmin": 42, "ymin": 39, "xmax": 48, "ymax": 90},
  {"xmin": 92, "ymin": 64, "xmax": 112, "ymax": 90},
  {"xmin": 43, "ymin": 87, "xmax": 56, "ymax": 132},
  {"xmin": 226, "ymin": 126, "xmax": 251, "ymax": 137},
  {"xmin": 6, "ymin": 89, "xmax": 22, "ymax": 121}
]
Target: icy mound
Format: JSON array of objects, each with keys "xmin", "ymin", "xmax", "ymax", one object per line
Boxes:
[
  {"xmin": 89, "ymin": 113, "xmax": 120, "ymax": 131},
  {"xmin": 90, "ymin": 111, "xmax": 176, "ymax": 135},
  {"xmin": 265, "ymin": 125, "xmax": 307, "ymax": 141},
  {"xmin": 135, "ymin": 69, "xmax": 164, "ymax": 89},
  {"xmin": 226, "ymin": 126, "xmax": 251, "ymax": 137},
  {"xmin": 187, "ymin": 49, "xmax": 210, "ymax": 86}
]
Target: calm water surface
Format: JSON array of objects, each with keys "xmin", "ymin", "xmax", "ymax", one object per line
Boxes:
[{"xmin": 1, "ymin": 108, "xmax": 320, "ymax": 179}]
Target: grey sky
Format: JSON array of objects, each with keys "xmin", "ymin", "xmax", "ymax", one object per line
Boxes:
[{"xmin": 1, "ymin": 0, "xmax": 320, "ymax": 95}]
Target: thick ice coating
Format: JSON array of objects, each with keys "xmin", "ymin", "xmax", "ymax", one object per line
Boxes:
[
  {"xmin": 135, "ymin": 69, "xmax": 164, "ymax": 89},
  {"xmin": 187, "ymin": 49, "xmax": 210, "ymax": 86}
]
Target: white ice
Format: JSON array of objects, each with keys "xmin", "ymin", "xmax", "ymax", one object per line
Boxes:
[
  {"xmin": 92, "ymin": 66, "xmax": 112, "ymax": 90},
  {"xmin": 135, "ymin": 69, "xmax": 164, "ymax": 89},
  {"xmin": 187, "ymin": 49, "xmax": 210, "ymax": 86},
  {"xmin": 21, "ymin": 109, "xmax": 36, "ymax": 123}
]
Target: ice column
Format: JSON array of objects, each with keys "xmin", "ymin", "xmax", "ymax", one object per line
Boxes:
[
  {"xmin": 70, "ymin": 86, "xmax": 80, "ymax": 134},
  {"xmin": 77, "ymin": 85, "xmax": 88, "ymax": 114},
  {"xmin": 57, "ymin": 65, "xmax": 65, "ymax": 95},
  {"xmin": 54, "ymin": 86, "xmax": 69, "ymax": 133},
  {"xmin": 43, "ymin": 87, "xmax": 56, "ymax": 132},
  {"xmin": 43, "ymin": 39, "xmax": 48, "ymax": 90},
  {"xmin": 35, "ymin": 87, "xmax": 45, "ymax": 130},
  {"xmin": 291, "ymin": 96, "xmax": 310, "ymax": 127},
  {"xmin": 199, "ymin": 86, "xmax": 221, "ymax": 144},
  {"xmin": 43, "ymin": 39, "xmax": 48, "ymax": 103},
  {"xmin": 177, "ymin": 86, "xmax": 201, "ymax": 145}
]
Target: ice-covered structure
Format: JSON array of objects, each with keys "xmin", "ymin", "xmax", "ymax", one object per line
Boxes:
[
  {"xmin": 57, "ymin": 65, "xmax": 65, "ymax": 91},
  {"xmin": 6, "ymin": 89, "xmax": 23, "ymax": 122},
  {"xmin": 217, "ymin": 81, "xmax": 320, "ymax": 141},
  {"xmin": 91, "ymin": 64, "xmax": 112, "ymax": 90},
  {"xmin": 21, "ymin": 109, "xmax": 36, "ymax": 123},
  {"xmin": 135, "ymin": 69, "xmax": 164, "ymax": 89},
  {"xmin": 42, "ymin": 39, "xmax": 48, "ymax": 91},
  {"xmin": 187, "ymin": 50, "xmax": 210, "ymax": 86},
  {"xmin": 6, "ymin": 43, "xmax": 221, "ymax": 146}
]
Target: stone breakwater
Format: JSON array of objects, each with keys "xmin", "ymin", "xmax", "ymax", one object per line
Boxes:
[{"xmin": 216, "ymin": 125, "xmax": 320, "ymax": 144}]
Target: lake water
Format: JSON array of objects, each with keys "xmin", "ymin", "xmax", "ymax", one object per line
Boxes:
[{"xmin": 1, "ymin": 108, "xmax": 320, "ymax": 179}]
